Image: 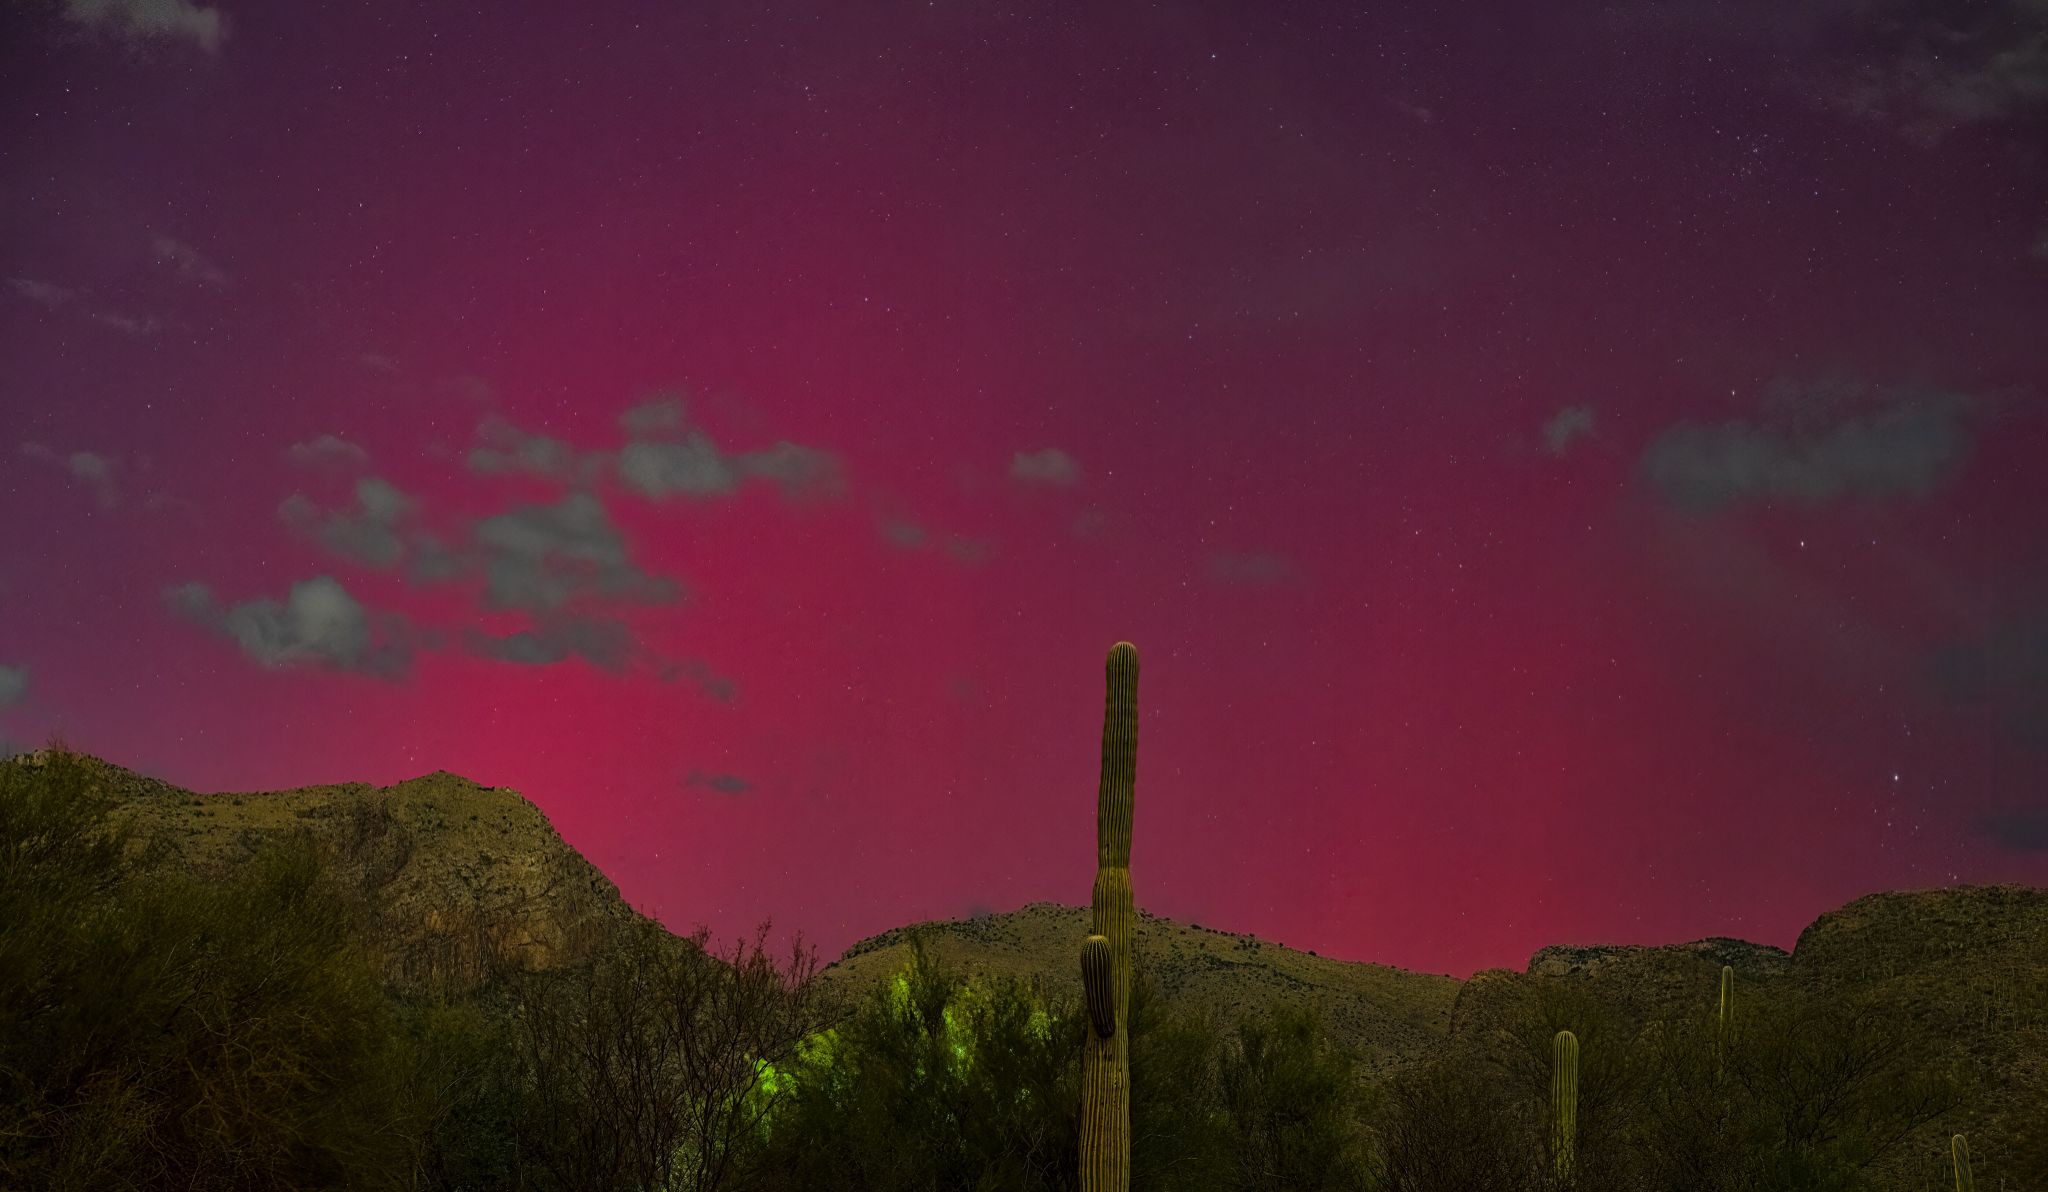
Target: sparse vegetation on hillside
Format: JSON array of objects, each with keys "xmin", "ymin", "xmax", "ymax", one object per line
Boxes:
[{"xmin": 3, "ymin": 747, "xmax": 2043, "ymax": 1190}]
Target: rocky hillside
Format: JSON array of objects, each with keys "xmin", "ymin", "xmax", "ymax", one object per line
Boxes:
[{"xmin": 5, "ymin": 749, "xmax": 650, "ymax": 994}]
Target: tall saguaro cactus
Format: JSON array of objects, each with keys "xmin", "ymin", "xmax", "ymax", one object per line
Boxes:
[
  {"xmin": 1080, "ymin": 642, "xmax": 1139, "ymax": 1192},
  {"xmin": 1951, "ymin": 1133, "xmax": 1975, "ymax": 1192},
  {"xmin": 1552, "ymin": 1028, "xmax": 1579, "ymax": 1185}
]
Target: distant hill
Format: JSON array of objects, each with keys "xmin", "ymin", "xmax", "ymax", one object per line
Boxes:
[
  {"xmin": 3, "ymin": 749, "xmax": 649, "ymax": 994},
  {"xmin": 9, "ymin": 750, "xmax": 2044, "ymax": 1184}
]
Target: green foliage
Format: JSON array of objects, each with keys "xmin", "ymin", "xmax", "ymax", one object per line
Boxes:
[
  {"xmin": 753, "ymin": 937, "xmax": 1085, "ymax": 1191},
  {"xmin": 1214, "ymin": 1004, "xmax": 1375, "ymax": 1191},
  {"xmin": 0, "ymin": 749, "xmax": 428, "ymax": 1190}
]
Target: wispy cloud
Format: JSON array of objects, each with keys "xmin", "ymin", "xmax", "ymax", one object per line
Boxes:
[
  {"xmin": 1206, "ymin": 551, "xmax": 1303, "ymax": 586},
  {"xmin": 165, "ymin": 576, "xmax": 413, "ymax": 678},
  {"xmin": 0, "ymin": 665, "xmax": 27, "ymax": 708},
  {"xmin": 1010, "ymin": 446, "xmax": 1082, "ymax": 488},
  {"xmin": 151, "ymin": 234, "xmax": 231, "ymax": 287},
  {"xmin": 21, "ymin": 443, "xmax": 120, "ymax": 509},
  {"xmin": 1638, "ymin": 381, "xmax": 1982, "ymax": 511},
  {"xmin": 280, "ymin": 477, "xmax": 418, "ymax": 568},
  {"xmin": 614, "ymin": 395, "xmax": 844, "ymax": 502},
  {"xmin": 62, "ymin": 0, "xmax": 226, "ymax": 54},
  {"xmin": 285, "ymin": 434, "xmax": 371, "ymax": 471},
  {"xmin": 685, "ymin": 769, "xmax": 754, "ymax": 796},
  {"xmin": 7, "ymin": 276, "xmax": 154, "ymax": 336},
  {"xmin": 1543, "ymin": 405, "xmax": 1597, "ymax": 456}
]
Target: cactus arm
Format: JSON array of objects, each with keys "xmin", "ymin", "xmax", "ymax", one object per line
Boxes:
[{"xmin": 1081, "ymin": 934, "xmax": 1116, "ymax": 1039}]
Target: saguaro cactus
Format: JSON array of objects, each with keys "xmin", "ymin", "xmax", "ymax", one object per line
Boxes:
[
  {"xmin": 1552, "ymin": 1028, "xmax": 1579, "ymax": 1185},
  {"xmin": 1716, "ymin": 964, "xmax": 1734, "ymax": 1079},
  {"xmin": 1951, "ymin": 1133, "xmax": 1975, "ymax": 1192},
  {"xmin": 1080, "ymin": 642, "xmax": 1139, "ymax": 1192}
]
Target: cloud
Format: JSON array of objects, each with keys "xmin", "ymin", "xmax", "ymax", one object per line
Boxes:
[
  {"xmin": 467, "ymin": 615, "xmax": 639, "ymax": 672},
  {"xmin": 62, "ymin": 0, "xmax": 226, "ymax": 53},
  {"xmin": 165, "ymin": 576, "xmax": 411, "ymax": 677},
  {"xmin": 1925, "ymin": 610, "xmax": 2048, "ymax": 752},
  {"xmin": 8, "ymin": 277, "xmax": 73, "ymax": 308},
  {"xmin": 1010, "ymin": 447, "xmax": 1081, "ymax": 487},
  {"xmin": 1206, "ymin": 551, "xmax": 1302, "ymax": 586},
  {"xmin": 280, "ymin": 476, "xmax": 419, "ymax": 568},
  {"xmin": 285, "ymin": 434, "xmax": 371, "ymax": 471},
  {"xmin": 0, "ymin": 665, "xmax": 27, "ymax": 707},
  {"xmin": 468, "ymin": 416, "xmax": 604, "ymax": 485},
  {"xmin": 1978, "ymin": 811, "xmax": 2048, "ymax": 851},
  {"xmin": 21, "ymin": 443, "xmax": 119, "ymax": 509},
  {"xmin": 1622, "ymin": 0, "xmax": 2048, "ymax": 143},
  {"xmin": 660, "ymin": 657, "xmax": 738, "ymax": 703},
  {"xmin": 151, "ymin": 234, "xmax": 230, "ymax": 287},
  {"xmin": 877, "ymin": 515, "xmax": 994, "ymax": 563},
  {"xmin": 1639, "ymin": 382, "xmax": 1979, "ymax": 511},
  {"xmin": 6, "ymin": 277, "xmax": 153, "ymax": 334},
  {"xmin": 619, "ymin": 397, "xmax": 688, "ymax": 437},
  {"xmin": 685, "ymin": 769, "xmax": 754, "ymax": 796},
  {"xmin": 464, "ymin": 493, "xmax": 681, "ymax": 612},
  {"xmin": 880, "ymin": 518, "xmax": 927, "ymax": 549},
  {"xmin": 614, "ymin": 395, "xmax": 843, "ymax": 502},
  {"xmin": 1543, "ymin": 405, "xmax": 1597, "ymax": 456}
]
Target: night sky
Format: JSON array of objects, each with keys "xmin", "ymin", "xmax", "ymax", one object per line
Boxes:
[{"xmin": 4, "ymin": 1, "xmax": 2046, "ymax": 978}]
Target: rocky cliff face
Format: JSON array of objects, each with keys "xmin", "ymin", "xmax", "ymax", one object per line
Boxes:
[{"xmin": 9, "ymin": 750, "xmax": 649, "ymax": 995}]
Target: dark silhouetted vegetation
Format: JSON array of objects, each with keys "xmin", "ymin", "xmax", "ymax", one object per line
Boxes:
[{"xmin": 1, "ymin": 750, "xmax": 2032, "ymax": 1190}]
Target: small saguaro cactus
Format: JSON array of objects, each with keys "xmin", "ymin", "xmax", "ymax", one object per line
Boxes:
[
  {"xmin": 1951, "ymin": 1133, "xmax": 1975, "ymax": 1192},
  {"xmin": 1552, "ymin": 1028, "xmax": 1579, "ymax": 1185},
  {"xmin": 1079, "ymin": 642, "xmax": 1139, "ymax": 1192},
  {"xmin": 1716, "ymin": 964, "xmax": 1734, "ymax": 1079}
]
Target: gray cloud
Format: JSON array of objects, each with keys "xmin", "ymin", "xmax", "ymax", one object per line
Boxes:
[
  {"xmin": 685, "ymin": 769, "xmax": 754, "ymax": 796},
  {"xmin": 62, "ymin": 0, "xmax": 225, "ymax": 53},
  {"xmin": 618, "ymin": 435, "xmax": 739, "ymax": 498},
  {"xmin": 1623, "ymin": 0, "xmax": 2048, "ymax": 142},
  {"xmin": 151, "ymin": 234, "xmax": 230, "ymax": 287},
  {"xmin": 1543, "ymin": 405, "xmax": 1597, "ymax": 456},
  {"xmin": 1639, "ymin": 383, "xmax": 1978, "ymax": 511},
  {"xmin": 880, "ymin": 518, "xmax": 927, "ymax": 549},
  {"xmin": 614, "ymin": 395, "xmax": 843, "ymax": 502},
  {"xmin": 1978, "ymin": 811, "xmax": 2048, "ymax": 851},
  {"xmin": 877, "ymin": 515, "xmax": 993, "ymax": 563},
  {"xmin": 1926, "ymin": 610, "xmax": 2048, "ymax": 752},
  {"xmin": 165, "ymin": 576, "xmax": 411, "ymax": 677},
  {"xmin": 8, "ymin": 277, "xmax": 73, "ymax": 308},
  {"xmin": 660, "ymin": 657, "xmax": 738, "ymax": 703},
  {"xmin": 1206, "ymin": 551, "xmax": 1302, "ymax": 586},
  {"xmin": 465, "ymin": 493, "xmax": 681, "ymax": 612},
  {"xmin": 0, "ymin": 665, "xmax": 27, "ymax": 707},
  {"xmin": 285, "ymin": 434, "xmax": 370, "ymax": 471},
  {"xmin": 468, "ymin": 416, "xmax": 603, "ymax": 485},
  {"xmin": 619, "ymin": 397, "xmax": 688, "ymax": 437},
  {"xmin": 1010, "ymin": 447, "xmax": 1081, "ymax": 487},
  {"xmin": 6, "ymin": 277, "xmax": 152, "ymax": 335},
  {"xmin": 22, "ymin": 443, "xmax": 119, "ymax": 509},
  {"xmin": 280, "ymin": 476, "xmax": 418, "ymax": 568},
  {"xmin": 467, "ymin": 615, "xmax": 639, "ymax": 672}
]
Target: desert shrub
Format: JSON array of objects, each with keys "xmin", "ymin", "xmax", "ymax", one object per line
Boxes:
[
  {"xmin": 0, "ymin": 750, "xmax": 422, "ymax": 1189},
  {"xmin": 1214, "ymin": 1004, "xmax": 1375, "ymax": 1191},
  {"xmin": 749, "ymin": 936, "xmax": 1085, "ymax": 1192},
  {"xmin": 508, "ymin": 917, "xmax": 824, "ymax": 1192}
]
